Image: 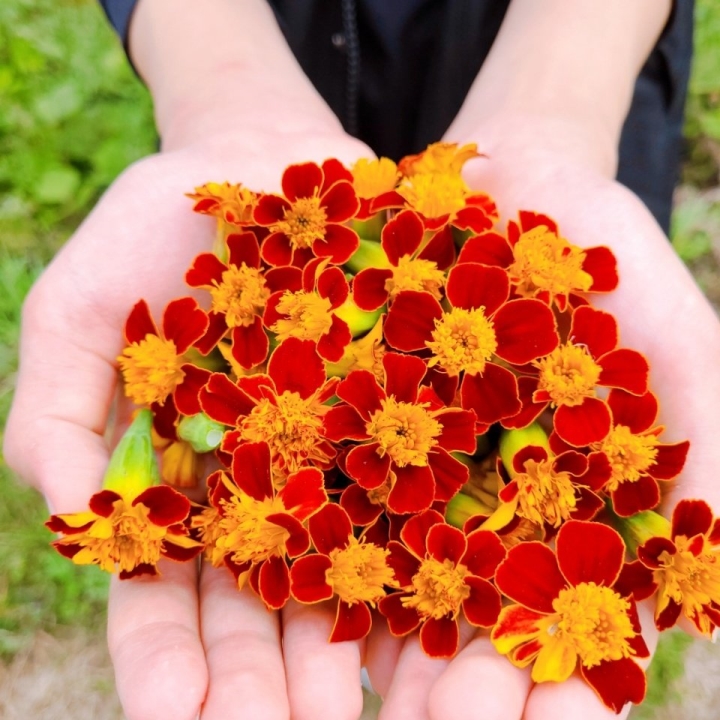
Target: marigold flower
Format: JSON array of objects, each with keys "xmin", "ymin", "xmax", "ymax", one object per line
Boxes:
[
  {"xmin": 199, "ymin": 338, "xmax": 338, "ymax": 481},
  {"xmin": 351, "ymin": 157, "xmax": 401, "ymax": 218},
  {"xmin": 458, "ymin": 211, "xmax": 618, "ymax": 311},
  {"xmin": 323, "ymin": 352, "xmax": 477, "ymax": 514},
  {"xmin": 637, "ymin": 499, "xmax": 720, "ymax": 636},
  {"xmin": 264, "ymin": 258, "xmax": 352, "ymax": 362},
  {"xmin": 207, "ymin": 441, "xmax": 327, "ymax": 609},
  {"xmin": 379, "ymin": 509, "xmax": 505, "ymax": 658},
  {"xmin": 352, "ymin": 210, "xmax": 453, "ymax": 311},
  {"xmin": 491, "ymin": 521, "xmax": 649, "ymax": 714},
  {"xmin": 290, "ymin": 503, "xmax": 396, "ymax": 642},
  {"xmin": 117, "ymin": 297, "xmax": 210, "ymax": 415},
  {"xmin": 590, "ymin": 390, "xmax": 689, "ymax": 517},
  {"xmin": 187, "ymin": 181, "xmax": 257, "ymax": 225},
  {"xmin": 253, "ymin": 160, "xmax": 360, "ymax": 266},
  {"xmin": 384, "ymin": 262, "xmax": 559, "ymax": 426},
  {"xmin": 509, "ymin": 305, "xmax": 649, "ymax": 446}
]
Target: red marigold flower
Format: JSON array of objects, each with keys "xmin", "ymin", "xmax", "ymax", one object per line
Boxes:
[
  {"xmin": 384, "ymin": 262, "xmax": 559, "ymax": 426},
  {"xmin": 351, "ymin": 157, "xmax": 401, "ymax": 218},
  {"xmin": 47, "ymin": 485, "xmax": 202, "ymax": 579},
  {"xmin": 379, "ymin": 509, "xmax": 505, "ymax": 658},
  {"xmin": 199, "ymin": 337, "xmax": 338, "ymax": 481},
  {"xmin": 186, "ymin": 181, "xmax": 257, "ymax": 225},
  {"xmin": 186, "ymin": 232, "xmax": 302, "ymax": 368},
  {"xmin": 264, "ymin": 258, "xmax": 352, "ymax": 362},
  {"xmin": 509, "ymin": 305, "xmax": 649, "ymax": 447},
  {"xmin": 458, "ymin": 210, "xmax": 618, "ymax": 311},
  {"xmin": 637, "ymin": 499, "xmax": 720, "ymax": 635},
  {"xmin": 491, "ymin": 520, "xmax": 649, "ymax": 714},
  {"xmin": 117, "ymin": 298, "xmax": 210, "ymax": 415},
  {"xmin": 352, "ymin": 210, "xmax": 453, "ymax": 311},
  {"xmin": 590, "ymin": 390, "xmax": 690, "ymax": 517},
  {"xmin": 253, "ymin": 160, "xmax": 360, "ymax": 266},
  {"xmin": 290, "ymin": 503, "xmax": 397, "ymax": 642},
  {"xmin": 323, "ymin": 352, "xmax": 477, "ymax": 514},
  {"xmin": 206, "ymin": 441, "xmax": 327, "ymax": 609}
]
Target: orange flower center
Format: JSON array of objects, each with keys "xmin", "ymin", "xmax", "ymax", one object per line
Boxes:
[
  {"xmin": 352, "ymin": 157, "xmax": 399, "ymax": 198},
  {"xmin": 240, "ymin": 392, "xmax": 329, "ymax": 477},
  {"xmin": 210, "ymin": 264, "xmax": 270, "ymax": 328},
  {"xmin": 275, "ymin": 196, "xmax": 328, "ymax": 249},
  {"xmin": 535, "ymin": 343, "xmax": 601, "ymax": 407},
  {"xmin": 655, "ymin": 535, "xmax": 720, "ymax": 636},
  {"xmin": 326, "ymin": 537, "xmax": 396, "ymax": 605},
  {"xmin": 270, "ymin": 290, "xmax": 334, "ymax": 342},
  {"xmin": 191, "ymin": 505, "xmax": 226, "ymax": 567},
  {"xmin": 402, "ymin": 557, "xmax": 470, "ymax": 620},
  {"xmin": 514, "ymin": 458, "xmax": 577, "ymax": 528},
  {"xmin": 118, "ymin": 334, "xmax": 185, "ymax": 406},
  {"xmin": 216, "ymin": 489, "xmax": 289, "ymax": 565},
  {"xmin": 594, "ymin": 425, "xmax": 659, "ymax": 491},
  {"xmin": 397, "ymin": 172, "xmax": 467, "ymax": 219},
  {"xmin": 366, "ymin": 397, "xmax": 442, "ymax": 467},
  {"xmin": 507, "ymin": 226, "xmax": 593, "ymax": 300},
  {"xmin": 426, "ymin": 306, "xmax": 498, "ymax": 377},
  {"xmin": 544, "ymin": 582, "xmax": 635, "ymax": 668},
  {"xmin": 68, "ymin": 498, "xmax": 168, "ymax": 574},
  {"xmin": 385, "ymin": 256, "xmax": 445, "ymax": 301}
]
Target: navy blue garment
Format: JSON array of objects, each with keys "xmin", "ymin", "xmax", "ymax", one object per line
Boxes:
[{"xmin": 98, "ymin": 0, "xmax": 693, "ymax": 234}]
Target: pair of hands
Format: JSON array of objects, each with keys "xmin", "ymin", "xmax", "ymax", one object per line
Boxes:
[{"xmin": 6, "ymin": 114, "xmax": 720, "ymax": 719}]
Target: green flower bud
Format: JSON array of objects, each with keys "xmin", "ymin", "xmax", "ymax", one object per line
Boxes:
[
  {"xmin": 346, "ymin": 238, "xmax": 390, "ymax": 273},
  {"xmin": 499, "ymin": 423, "xmax": 550, "ymax": 478},
  {"xmin": 335, "ymin": 300, "xmax": 384, "ymax": 337},
  {"xmin": 177, "ymin": 413, "xmax": 225, "ymax": 453},
  {"xmin": 445, "ymin": 493, "xmax": 491, "ymax": 529}
]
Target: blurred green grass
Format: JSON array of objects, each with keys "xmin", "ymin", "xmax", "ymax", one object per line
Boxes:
[{"xmin": 0, "ymin": 0, "xmax": 719, "ymax": 712}]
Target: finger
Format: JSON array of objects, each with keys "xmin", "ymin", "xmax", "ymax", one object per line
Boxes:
[
  {"xmin": 365, "ymin": 612, "xmax": 404, "ymax": 698},
  {"xmin": 427, "ymin": 636, "xmax": 531, "ymax": 720},
  {"xmin": 199, "ymin": 563, "xmax": 289, "ymax": 720},
  {"xmin": 282, "ymin": 599, "xmax": 364, "ymax": 720},
  {"xmin": 108, "ymin": 560, "xmax": 207, "ymax": 720}
]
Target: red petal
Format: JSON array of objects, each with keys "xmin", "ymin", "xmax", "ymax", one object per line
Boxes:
[
  {"xmin": 463, "ymin": 576, "xmax": 502, "ymax": 627},
  {"xmin": 161, "ymin": 538, "xmax": 202, "ymax": 563},
  {"xmin": 381, "ymin": 210, "xmax": 424, "ymax": 264},
  {"xmin": 230, "ymin": 318, "xmax": 269, "ymax": 370},
  {"xmin": 386, "ymin": 540, "xmax": 422, "ymax": 586},
  {"xmin": 428, "ymin": 448, "xmax": 469, "ymax": 502},
  {"xmin": 120, "ymin": 564, "xmax": 158, "ymax": 579},
  {"xmin": 495, "ymin": 542, "xmax": 565, "ymax": 613},
  {"xmin": 387, "ymin": 463, "xmax": 435, "ymax": 514},
  {"xmin": 195, "ymin": 311, "xmax": 228, "ymax": 355},
  {"xmin": 577, "ymin": 451, "xmax": 612, "ymax": 491},
  {"xmin": 460, "ymin": 363, "xmax": 520, "ymax": 425},
  {"xmin": 615, "ymin": 560, "xmax": 657, "ymax": 601},
  {"xmin": 553, "ymin": 399, "xmax": 612, "ymax": 447},
  {"xmin": 513, "ymin": 445, "xmax": 549, "ymax": 473},
  {"xmin": 379, "ymin": 592, "xmax": 422, "ymax": 636},
  {"xmin": 258, "ymin": 556, "xmax": 292, "ymax": 609},
  {"xmin": 611, "ymin": 475, "xmax": 661, "ymax": 517},
  {"xmin": 436, "ymin": 410, "xmax": 477, "ymax": 453},
  {"xmin": 321, "ymin": 158, "xmax": 354, "ymax": 190},
  {"xmin": 569, "ymin": 306, "xmax": 617, "ymax": 359},
  {"xmin": 199, "ymin": 372, "xmax": 255, "ymax": 425},
  {"xmin": 607, "ymin": 389, "xmax": 658, "ymax": 433},
  {"xmin": 556, "ymin": 520, "xmax": 625, "ymax": 587},
  {"xmin": 353, "ymin": 268, "xmax": 392, "ymax": 311},
  {"xmin": 317, "ymin": 315, "xmax": 352, "ymax": 362},
  {"xmin": 321, "ymin": 180, "xmax": 359, "ymax": 222},
  {"xmin": 400, "ymin": 509, "xmax": 444, "ymax": 558},
  {"xmin": 265, "ymin": 265, "xmax": 303, "ymax": 294},
  {"xmin": 290, "ymin": 554, "xmax": 334, "ymax": 603},
  {"xmin": 269, "ymin": 338, "xmax": 325, "ymax": 398},
  {"xmin": 493, "ymin": 299, "xmax": 559, "ymax": 364},
  {"xmin": 580, "ymin": 658, "xmax": 646, "ymax": 714},
  {"xmin": 445, "ymin": 263, "xmax": 509, "ymax": 315},
  {"xmin": 185, "ymin": 252, "xmax": 225, "ymax": 288},
  {"xmin": 463, "ymin": 529, "xmax": 507, "ymax": 578},
  {"xmin": 308, "ymin": 503, "xmax": 353, "ymax": 554},
  {"xmin": 672, "ymin": 498, "xmax": 714, "ymax": 539},
  {"xmin": 254, "ymin": 194, "xmax": 291, "ymax": 225},
  {"xmin": 637, "ymin": 536, "xmax": 676, "ymax": 569},
  {"xmin": 313, "ymin": 223, "xmax": 359, "ymax": 265},
  {"xmin": 134, "ymin": 485, "xmax": 190, "ymax": 526},
  {"xmin": 227, "ymin": 231, "xmax": 261, "ymax": 268},
  {"xmin": 318, "ymin": 266, "xmax": 349, "ymax": 308},
  {"xmin": 453, "ymin": 206, "xmax": 493, "ymax": 233},
  {"xmin": 598, "ymin": 349, "xmax": 649, "ymax": 395},
  {"xmin": 552, "ymin": 449, "xmax": 588, "ymax": 476},
  {"xmin": 583, "ymin": 246, "xmax": 618, "ymax": 292},
  {"xmin": 346, "ymin": 443, "xmax": 391, "ymax": 489},
  {"xmin": 125, "ymin": 299, "xmax": 157, "ymax": 344},
  {"xmin": 174, "ymin": 364, "xmax": 210, "ymax": 416},
  {"xmin": 282, "ymin": 163, "xmax": 322, "ymax": 202},
  {"xmin": 502, "ymin": 376, "xmax": 546, "ymax": 430},
  {"xmin": 426, "ymin": 523, "xmax": 466, "ymax": 564},
  {"xmin": 383, "ymin": 291, "xmax": 442, "ymax": 351},
  {"xmin": 457, "ymin": 232, "xmax": 513, "ymax": 268},
  {"xmin": 279, "ymin": 467, "xmax": 327, "ymax": 521},
  {"xmin": 330, "ymin": 600, "xmax": 372, "ymax": 642},
  {"xmin": 337, "ymin": 370, "xmax": 384, "ymax": 420},
  {"xmin": 420, "ymin": 616, "xmax": 459, "ymax": 658},
  {"xmin": 340, "ymin": 484, "xmax": 384, "ymax": 526},
  {"xmin": 655, "ymin": 599, "xmax": 683, "ymax": 631},
  {"xmin": 267, "ymin": 513, "xmax": 310, "ymax": 557},
  {"xmin": 417, "ymin": 224, "xmax": 456, "ymax": 269},
  {"xmin": 231, "ymin": 442, "xmax": 273, "ymax": 500},
  {"xmin": 260, "ymin": 231, "xmax": 293, "ymax": 267},
  {"xmin": 163, "ymin": 297, "xmax": 208, "ymax": 353},
  {"xmin": 651, "ymin": 441, "xmax": 690, "ymax": 480},
  {"xmin": 323, "ymin": 405, "xmax": 369, "ymax": 442},
  {"xmin": 383, "ymin": 352, "xmax": 426, "ymax": 403}
]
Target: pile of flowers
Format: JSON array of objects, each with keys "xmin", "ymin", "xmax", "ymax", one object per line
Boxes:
[{"xmin": 48, "ymin": 142, "xmax": 716, "ymax": 714}]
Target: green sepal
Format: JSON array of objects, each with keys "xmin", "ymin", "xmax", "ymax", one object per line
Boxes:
[{"xmin": 177, "ymin": 413, "xmax": 225, "ymax": 453}]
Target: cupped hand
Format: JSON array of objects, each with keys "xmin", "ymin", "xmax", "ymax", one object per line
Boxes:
[
  {"xmin": 3, "ymin": 127, "xmax": 372, "ymax": 720},
  {"xmin": 365, "ymin": 115, "xmax": 720, "ymax": 720}
]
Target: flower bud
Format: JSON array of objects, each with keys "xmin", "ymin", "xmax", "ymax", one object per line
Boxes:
[
  {"xmin": 612, "ymin": 508, "xmax": 671, "ymax": 555},
  {"xmin": 177, "ymin": 412, "xmax": 225, "ymax": 453},
  {"xmin": 335, "ymin": 299, "xmax": 384, "ymax": 337},
  {"xmin": 346, "ymin": 238, "xmax": 390, "ymax": 273},
  {"xmin": 445, "ymin": 493, "xmax": 492, "ymax": 529},
  {"xmin": 352, "ymin": 214, "xmax": 388, "ymax": 243},
  {"xmin": 499, "ymin": 423, "xmax": 550, "ymax": 478}
]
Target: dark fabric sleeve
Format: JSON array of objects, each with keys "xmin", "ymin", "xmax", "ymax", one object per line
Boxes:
[{"xmin": 98, "ymin": 0, "xmax": 140, "ymax": 45}]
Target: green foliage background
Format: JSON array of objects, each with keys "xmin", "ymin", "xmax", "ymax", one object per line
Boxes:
[{"xmin": 0, "ymin": 0, "xmax": 718, "ymax": 710}]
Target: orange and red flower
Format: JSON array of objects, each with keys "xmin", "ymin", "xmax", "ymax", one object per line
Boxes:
[
  {"xmin": 491, "ymin": 520, "xmax": 649, "ymax": 713},
  {"xmin": 379, "ymin": 509, "xmax": 505, "ymax": 658},
  {"xmin": 323, "ymin": 352, "xmax": 477, "ymax": 514}
]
